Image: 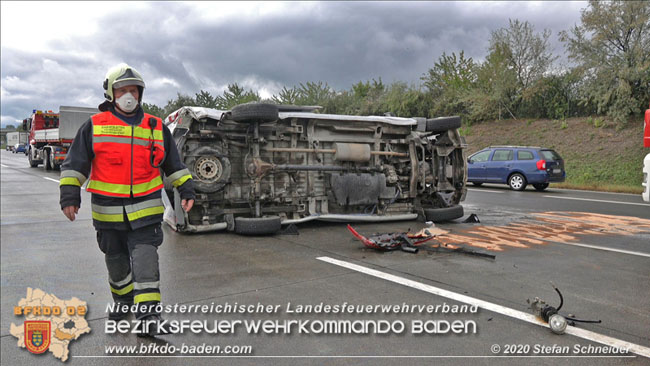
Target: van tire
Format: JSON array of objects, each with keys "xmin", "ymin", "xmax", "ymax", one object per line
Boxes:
[
  {"xmin": 426, "ymin": 116, "xmax": 461, "ymax": 133},
  {"xmin": 423, "ymin": 205, "xmax": 464, "ymax": 222},
  {"xmin": 231, "ymin": 103, "xmax": 279, "ymax": 123},
  {"xmin": 235, "ymin": 216, "xmax": 281, "ymax": 235}
]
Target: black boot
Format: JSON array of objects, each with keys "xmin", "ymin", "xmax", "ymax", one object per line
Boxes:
[
  {"xmin": 108, "ymin": 302, "xmax": 132, "ymax": 321},
  {"xmin": 136, "ymin": 314, "xmax": 171, "ymax": 338}
]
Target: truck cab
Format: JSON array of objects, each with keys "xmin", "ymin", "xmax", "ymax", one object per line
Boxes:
[{"xmin": 23, "ymin": 107, "xmax": 96, "ymax": 170}]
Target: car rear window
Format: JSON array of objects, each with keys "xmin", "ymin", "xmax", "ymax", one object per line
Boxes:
[
  {"xmin": 492, "ymin": 150, "xmax": 513, "ymax": 161},
  {"xmin": 517, "ymin": 151, "xmax": 534, "ymax": 160},
  {"xmin": 540, "ymin": 150, "xmax": 562, "ymax": 161}
]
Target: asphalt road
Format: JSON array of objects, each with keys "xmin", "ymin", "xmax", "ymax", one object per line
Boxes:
[{"xmin": 1, "ymin": 149, "xmax": 649, "ymax": 366}]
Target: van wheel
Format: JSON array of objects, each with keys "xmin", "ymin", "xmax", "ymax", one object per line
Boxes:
[
  {"xmin": 508, "ymin": 173, "xmax": 527, "ymax": 191},
  {"xmin": 533, "ymin": 183, "xmax": 549, "ymax": 191},
  {"xmin": 425, "ymin": 116, "xmax": 461, "ymax": 133},
  {"xmin": 231, "ymin": 103, "xmax": 279, "ymax": 123},
  {"xmin": 235, "ymin": 216, "xmax": 281, "ymax": 235},
  {"xmin": 423, "ymin": 205, "xmax": 464, "ymax": 222}
]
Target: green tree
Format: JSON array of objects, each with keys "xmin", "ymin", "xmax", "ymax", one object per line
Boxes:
[
  {"xmin": 464, "ymin": 43, "xmax": 518, "ymax": 122},
  {"xmin": 162, "ymin": 92, "xmax": 196, "ymax": 117},
  {"xmin": 296, "ymin": 81, "xmax": 334, "ymax": 106},
  {"xmin": 142, "ymin": 102, "xmax": 166, "ymax": 118},
  {"xmin": 195, "ymin": 90, "xmax": 218, "ymax": 109},
  {"xmin": 490, "ymin": 19, "xmax": 556, "ymax": 94},
  {"xmin": 421, "ymin": 51, "xmax": 477, "ymax": 117},
  {"xmin": 271, "ymin": 86, "xmax": 301, "ymax": 104},
  {"xmin": 559, "ymin": 0, "xmax": 650, "ymax": 124},
  {"xmin": 216, "ymin": 83, "xmax": 260, "ymax": 109}
]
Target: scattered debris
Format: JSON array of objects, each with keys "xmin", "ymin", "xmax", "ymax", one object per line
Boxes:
[
  {"xmin": 346, "ymin": 225, "xmax": 434, "ymax": 253},
  {"xmin": 279, "ymin": 224, "xmax": 299, "ymax": 235},
  {"xmin": 462, "ymin": 214, "xmax": 480, "ymax": 223},
  {"xmin": 527, "ymin": 282, "xmax": 601, "ymax": 335},
  {"xmin": 346, "ymin": 225, "xmax": 495, "ymax": 259}
]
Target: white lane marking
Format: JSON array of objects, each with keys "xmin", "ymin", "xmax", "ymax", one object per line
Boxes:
[
  {"xmin": 43, "ymin": 177, "xmax": 59, "ymax": 183},
  {"xmin": 0, "ymin": 164, "xmax": 8, "ymax": 167},
  {"xmin": 546, "ymin": 240, "xmax": 650, "ymax": 258},
  {"xmin": 317, "ymin": 256, "xmax": 650, "ymax": 359},
  {"xmin": 467, "ymin": 188, "xmax": 504, "ymax": 194},
  {"xmin": 543, "ymin": 195, "xmax": 648, "ymax": 206}
]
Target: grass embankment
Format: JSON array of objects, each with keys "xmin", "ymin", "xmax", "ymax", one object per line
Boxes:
[{"xmin": 462, "ymin": 117, "xmax": 646, "ymax": 194}]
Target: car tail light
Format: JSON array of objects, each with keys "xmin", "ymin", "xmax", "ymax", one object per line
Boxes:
[{"xmin": 536, "ymin": 160, "xmax": 546, "ymax": 170}]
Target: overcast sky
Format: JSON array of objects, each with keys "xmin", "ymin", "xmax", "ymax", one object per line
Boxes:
[{"xmin": 0, "ymin": 1, "xmax": 587, "ymax": 127}]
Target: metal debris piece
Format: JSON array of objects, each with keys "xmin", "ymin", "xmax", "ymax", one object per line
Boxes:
[
  {"xmin": 346, "ymin": 225, "xmax": 494, "ymax": 259},
  {"xmin": 462, "ymin": 214, "xmax": 480, "ymax": 223},
  {"xmin": 346, "ymin": 225, "xmax": 434, "ymax": 253},
  {"xmin": 527, "ymin": 282, "xmax": 601, "ymax": 335}
]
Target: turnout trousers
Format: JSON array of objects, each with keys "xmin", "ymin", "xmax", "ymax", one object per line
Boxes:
[{"xmin": 96, "ymin": 224, "xmax": 163, "ymax": 319}]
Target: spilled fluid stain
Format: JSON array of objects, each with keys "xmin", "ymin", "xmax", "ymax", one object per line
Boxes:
[{"xmin": 436, "ymin": 212, "xmax": 650, "ymax": 252}]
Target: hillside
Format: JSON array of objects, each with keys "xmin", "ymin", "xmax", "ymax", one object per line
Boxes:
[{"xmin": 462, "ymin": 117, "xmax": 647, "ymax": 193}]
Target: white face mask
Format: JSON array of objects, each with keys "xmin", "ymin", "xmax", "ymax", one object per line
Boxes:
[{"xmin": 115, "ymin": 92, "xmax": 138, "ymax": 113}]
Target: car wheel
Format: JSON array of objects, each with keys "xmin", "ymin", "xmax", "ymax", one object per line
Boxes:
[
  {"xmin": 423, "ymin": 205, "xmax": 464, "ymax": 222},
  {"xmin": 472, "ymin": 182, "xmax": 483, "ymax": 186},
  {"xmin": 425, "ymin": 116, "xmax": 461, "ymax": 133},
  {"xmin": 234, "ymin": 216, "xmax": 281, "ymax": 235},
  {"xmin": 508, "ymin": 173, "xmax": 527, "ymax": 191},
  {"xmin": 533, "ymin": 183, "xmax": 549, "ymax": 191},
  {"xmin": 44, "ymin": 150, "xmax": 52, "ymax": 171},
  {"xmin": 231, "ymin": 103, "xmax": 279, "ymax": 123}
]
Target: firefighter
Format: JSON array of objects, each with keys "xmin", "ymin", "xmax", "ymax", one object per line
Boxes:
[{"xmin": 59, "ymin": 63, "xmax": 195, "ymax": 337}]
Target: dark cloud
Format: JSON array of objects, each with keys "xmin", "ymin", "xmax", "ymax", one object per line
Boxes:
[{"xmin": 1, "ymin": 1, "xmax": 586, "ymax": 126}]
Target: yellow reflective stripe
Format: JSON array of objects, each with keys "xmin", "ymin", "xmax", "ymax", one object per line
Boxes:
[
  {"xmin": 87, "ymin": 176, "xmax": 163, "ymax": 195},
  {"xmin": 60, "ymin": 177, "xmax": 81, "ymax": 186},
  {"xmin": 166, "ymin": 168, "xmax": 190, "ymax": 182},
  {"xmin": 92, "ymin": 211, "xmax": 124, "ymax": 222},
  {"xmin": 134, "ymin": 293, "xmax": 161, "ymax": 304},
  {"xmin": 110, "ymin": 283, "xmax": 134, "ymax": 295},
  {"xmin": 93, "ymin": 124, "xmax": 163, "ymax": 141},
  {"xmin": 93, "ymin": 124, "xmax": 131, "ymax": 137},
  {"xmin": 133, "ymin": 125, "xmax": 163, "ymax": 140},
  {"xmin": 94, "ymin": 135, "xmax": 155, "ymax": 147},
  {"xmin": 126, "ymin": 206, "xmax": 164, "ymax": 221},
  {"xmin": 173, "ymin": 174, "xmax": 192, "ymax": 187},
  {"xmin": 61, "ymin": 170, "xmax": 87, "ymax": 184}
]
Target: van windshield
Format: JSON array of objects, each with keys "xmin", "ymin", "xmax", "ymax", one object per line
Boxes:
[{"xmin": 540, "ymin": 150, "xmax": 562, "ymax": 161}]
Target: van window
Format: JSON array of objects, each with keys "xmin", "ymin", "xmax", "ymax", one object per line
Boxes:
[
  {"xmin": 517, "ymin": 151, "xmax": 534, "ymax": 160},
  {"xmin": 492, "ymin": 150, "xmax": 513, "ymax": 161},
  {"xmin": 470, "ymin": 150, "xmax": 491, "ymax": 163}
]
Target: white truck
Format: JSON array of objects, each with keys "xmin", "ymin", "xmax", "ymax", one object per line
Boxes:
[{"xmin": 6, "ymin": 131, "xmax": 28, "ymax": 152}]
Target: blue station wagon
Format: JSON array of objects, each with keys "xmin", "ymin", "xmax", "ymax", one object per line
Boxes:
[{"xmin": 467, "ymin": 146, "xmax": 565, "ymax": 191}]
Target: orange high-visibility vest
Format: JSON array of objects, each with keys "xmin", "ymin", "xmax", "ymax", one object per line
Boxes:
[{"xmin": 87, "ymin": 111, "xmax": 165, "ymax": 197}]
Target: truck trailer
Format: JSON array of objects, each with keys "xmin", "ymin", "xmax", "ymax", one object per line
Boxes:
[{"xmin": 23, "ymin": 106, "xmax": 98, "ymax": 170}]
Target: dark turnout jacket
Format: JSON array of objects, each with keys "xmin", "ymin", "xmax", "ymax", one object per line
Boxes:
[{"xmin": 59, "ymin": 105, "xmax": 194, "ymax": 230}]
